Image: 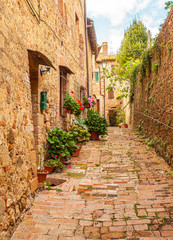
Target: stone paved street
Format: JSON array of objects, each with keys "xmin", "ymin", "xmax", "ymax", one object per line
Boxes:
[{"xmin": 11, "ymin": 128, "xmax": 173, "ymax": 240}]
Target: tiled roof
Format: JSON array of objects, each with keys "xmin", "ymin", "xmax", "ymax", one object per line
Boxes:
[
  {"xmin": 96, "ymin": 53, "xmax": 116, "ymax": 62},
  {"xmin": 87, "ymin": 18, "xmax": 98, "ymax": 55}
]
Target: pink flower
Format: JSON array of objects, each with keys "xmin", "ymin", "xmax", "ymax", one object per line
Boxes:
[
  {"xmin": 60, "ymin": 154, "xmax": 63, "ymax": 157},
  {"xmin": 55, "ymin": 155, "xmax": 58, "ymax": 158},
  {"xmin": 63, "ymin": 161, "xmax": 66, "ymax": 164},
  {"xmin": 68, "ymin": 165, "xmax": 72, "ymax": 168}
]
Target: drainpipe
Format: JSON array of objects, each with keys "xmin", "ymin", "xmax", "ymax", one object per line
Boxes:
[
  {"xmin": 97, "ymin": 64, "xmax": 105, "ymax": 118},
  {"xmin": 84, "ymin": 0, "xmax": 89, "ymax": 97}
]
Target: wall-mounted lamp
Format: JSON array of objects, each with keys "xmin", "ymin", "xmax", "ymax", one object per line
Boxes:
[
  {"xmin": 40, "ymin": 66, "xmax": 51, "ymax": 76},
  {"xmin": 102, "ymin": 62, "xmax": 107, "ymax": 70}
]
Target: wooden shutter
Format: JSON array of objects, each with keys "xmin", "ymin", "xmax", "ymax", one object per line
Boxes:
[
  {"xmin": 108, "ymin": 91, "xmax": 114, "ymax": 99},
  {"xmin": 95, "ymin": 72, "xmax": 99, "ymax": 82}
]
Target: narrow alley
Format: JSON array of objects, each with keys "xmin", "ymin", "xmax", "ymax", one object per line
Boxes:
[{"xmin": 11, "ymin": 128, "xmax": 173, "ymax": 240}]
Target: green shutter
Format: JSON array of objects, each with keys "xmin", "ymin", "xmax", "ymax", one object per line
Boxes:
[{"xmin": 95, "ymin": 72, "xmax": 99, "ymax": 82}]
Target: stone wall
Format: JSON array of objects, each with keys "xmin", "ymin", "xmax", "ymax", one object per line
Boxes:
[
  {"xmin": 133, "ymin": 9, "xmax": 173, "ymax": 166},
  {"xmin": 0, "ymin": 0, "xmax": 87, "ymax": 239}
]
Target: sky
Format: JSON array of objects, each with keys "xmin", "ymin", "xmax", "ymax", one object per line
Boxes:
[{"xmin": 86, "ymin": 0, "xmax": 169, "ymax": 54}]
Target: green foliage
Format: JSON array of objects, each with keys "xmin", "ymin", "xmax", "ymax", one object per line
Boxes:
[
  {"xmin": 148, "ymin": 94, "xmax": 155, "ymax": 103},
  {"xmin": 47, "ymin": 128, "xmax": 78, "ymax": 159},
  {"xmin": 64, "ymin": 92, "xmax": 76, "ymax": 110},
  {"xmin": 117, "ymin": 19, "xmax": 148, "ymax": 65},
  {"xmin": 70, "ymin": 123, "xmax": 91, "ymax": 144},
  {"xmin": 148, "ymin": 140, "xmax": 155, "ymax": 147},
  {"xmin": 64, "ymin": 92, "xmax": 83, "ymax": 117},
  {"xmin": 152, "ymin": 62, "xmax": 159, "ymax": 74},
  {"xmin": 44, "ymin": 159, "xmax": 64, "ymax": 169},
  {"xmin": 168, "ymin": 119, "xmax": 171, "ymax": 126},
  {"xmin": 116, "ymin": 109, "xmax": 126, "ymax": 125},
  {"xmin": 165, "ymin": 1, "xmax": 173, "ymax": 11},
  {"xmin": 107, "ymin": 19, "xmax": 148, "ymax": 103},
  {"xmin": 85, "ymin": 109, "xmax": 108, "ymax": 137}
]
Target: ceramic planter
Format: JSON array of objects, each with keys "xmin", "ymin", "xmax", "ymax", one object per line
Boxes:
[
  {"xmin": 84, "ymin": 103, "xmax": 90, "ymax": 108},
  {"xmin": 72, "ymin": 146, "xmax": 81, "ymax": 157},
  {"xmin": 66, "ymin": 109, "xmax": 72, "ymax": 114},
  {"xmin": 44, "ymin": 165, "xmax": 54, "ymax": 174},
  {"xmin": 37, "ymin": 170, "xmax": 49, "ymax": 183},
  {"xmin": 90, "ymin": 131, "xmax": 99, "ymax": 140},
  {"xmin": 120, "ymin": 124, "xmax": 128, "ymax": 128}
]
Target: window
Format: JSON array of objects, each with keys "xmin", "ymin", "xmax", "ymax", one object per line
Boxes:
[
  {"xmin": 108, "ymin": 91, "xmax": 114, "ymax": 99},
  {"xmin": 95, "ymin": 72, "xmax": 99, "ymax": 82},
  {"xmin": 80, "ymin": 87, "xmax": 85, "ymax": 103},
  {"xmin": 60, "ymin": 69, "xmax": 67, "ymax": 117}
]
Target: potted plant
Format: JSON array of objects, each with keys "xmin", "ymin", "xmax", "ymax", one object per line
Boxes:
[
  {"xmin": 70, "ymin": 121, "xmax": 91, "ymax": 157},
  {"xmin": 116, "ymin": 110, "xmax": 128, "ymax": 128},
  {"xmin": 37, "ymin": 146, "xmax": 49, "ymax": 183},
  {"xmin": 73, "ymin": 100, "xmax": 84, "ymax": 117},
  {"xmin": 47, "ymin": 128, "xmax": 78, "ymax": 160},
  {"xmin": 85, "ymin": 109, "xmax": 108, "ymax": 140},
  {"xmin": 83, "ymin": 97, "xmax": 96, "ymax": 108},
  {"xmin": 63, "ymin": 92, "xmax": 76, "ymax": 114}
]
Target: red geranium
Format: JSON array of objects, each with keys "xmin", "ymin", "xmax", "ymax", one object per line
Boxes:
[
  {"xmin": 80, "ymin": 106, "xmax": 84, "ymax": 111},
  {"xmin": 77, "ymin": 100, "xmax": 82, "ymax": 105},
  {"xmin": 71, "ymin": 91, "xmax": 74, "ymax": 94}
]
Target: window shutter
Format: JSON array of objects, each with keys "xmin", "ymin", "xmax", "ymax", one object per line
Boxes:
[
  {"xmin": 108, "ymin": 91, "xmax": 114, "ymax": 99},
  {"xmin": 95, "ymin": 72, "xmax": 99, "ymax": 82}
]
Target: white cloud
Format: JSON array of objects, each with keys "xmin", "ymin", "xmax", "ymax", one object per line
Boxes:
[
  {"xmin": 109, "ymin": 29, "xmax": 124, "ymax": 53},
  {"xmin": 87, "ymin": 0, "xmax": 167, "ymax": 53},
  {"xmin": 87, "ymin": 0, "xmax": 152, "ymax": 26}
]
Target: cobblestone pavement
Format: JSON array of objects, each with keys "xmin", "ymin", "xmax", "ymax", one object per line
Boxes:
[{"xmin": 11, "ymin": 128, "xmax": 173, "ymax": 240}]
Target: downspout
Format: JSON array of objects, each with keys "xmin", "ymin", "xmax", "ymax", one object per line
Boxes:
[{"xmin": 84, "ymin": 0, "xmax": 90, "ymax": 97}]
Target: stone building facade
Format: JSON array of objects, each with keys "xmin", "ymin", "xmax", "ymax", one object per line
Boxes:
[
  {"xmin": 0, "ymin": 0, "xmax": 92, "ymax": 238},
  {"xmin": 133, "ymin": 8, "xmax": 173, "ymax": 165},
  {"xmin": 93, "ymin": 42, "xmax": 120, "ymax": 122}
]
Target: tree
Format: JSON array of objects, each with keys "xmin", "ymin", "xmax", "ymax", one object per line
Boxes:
[
  {"xmin": 106, "ymin": 19, "xmax": 148, "ymax": 102},
  {"xmin": 117, "ymin": 19, "xmax": 148, "ymax": 65},
  {"xmin": 165, "ymin": 1, "xmax": 173, "ymax": 11}
]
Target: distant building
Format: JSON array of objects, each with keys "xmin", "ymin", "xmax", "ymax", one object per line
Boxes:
[{"xmin": 93, "ymin": 42, "xmax": 130, "ymax": 126}]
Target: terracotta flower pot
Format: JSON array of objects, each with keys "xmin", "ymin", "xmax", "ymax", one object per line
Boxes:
[
  {"xmin": 44, "ymin": 165, "xmax": 54, "ymax": 174},
  {"xmin": 84, "ymin": 103, "xmax": 90, "ymax": 108},
  {"xmin": 72, "ymin": 147, "xmax": 81, "ymax": 157},
  {"xmin": 66, "ymin": 109, "xmax": 72, "ymax": 114},
  {"xmin": 120, "ymin": 124, "xmax": 128, "ymax": 128},
  {"xmin": 37, "ymin": 170, "xmax": 49, "ymax": 183},
  {"xmin": 90, "ymin": 131, "xmax": 99, "ymax": 140}
]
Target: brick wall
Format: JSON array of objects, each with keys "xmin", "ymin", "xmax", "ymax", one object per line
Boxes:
[
  {"xmin": 133, "ymin": 9, "xmax": 173, "ymax": 166},
  {"xmin": 0, "ymin": 0, "xmax": 87, "ymax": 238}
]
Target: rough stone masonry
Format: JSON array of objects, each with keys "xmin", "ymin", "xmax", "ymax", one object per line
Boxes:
[{"xmin": 0, "ymin": 0, "xmax": 88, "ymax": 239}]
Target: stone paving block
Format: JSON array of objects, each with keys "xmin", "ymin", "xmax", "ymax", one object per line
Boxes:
[{"xmin": 11, "ymin": 128, "xmax": 173, "ymax": 239}]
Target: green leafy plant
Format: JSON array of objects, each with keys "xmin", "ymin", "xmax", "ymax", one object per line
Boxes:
[
  {"xmin": 44, "ymin": 158, "xmax": 64, "ymax": 170},
  {"xmin": 64, "ymin": 92, "xmax": 76, "ymax": 111},
  {"xmin": 47, "ymin": 128, "xmax": 78, "ymax": 160},
  {"xmin": 83, "ymin": 96, "xmax": 96, "ymax": 106},
  {"xmin": 63, "ymin": 92, "xmax": 83, "ymax": 117},
  {"xmin": 85, "ymin": 109, "xmax": 108, "ymax": 137},
  {"xmin": 70, "ymin": 122, "xmax": 91, "ymax": 145},
  {"xmin": 116, "ymin": 109, "xmax": 126, "ymax": 125},
  {"xmin": 152, "ymin": 62, "xmax": 159, "ymax": 74}
]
